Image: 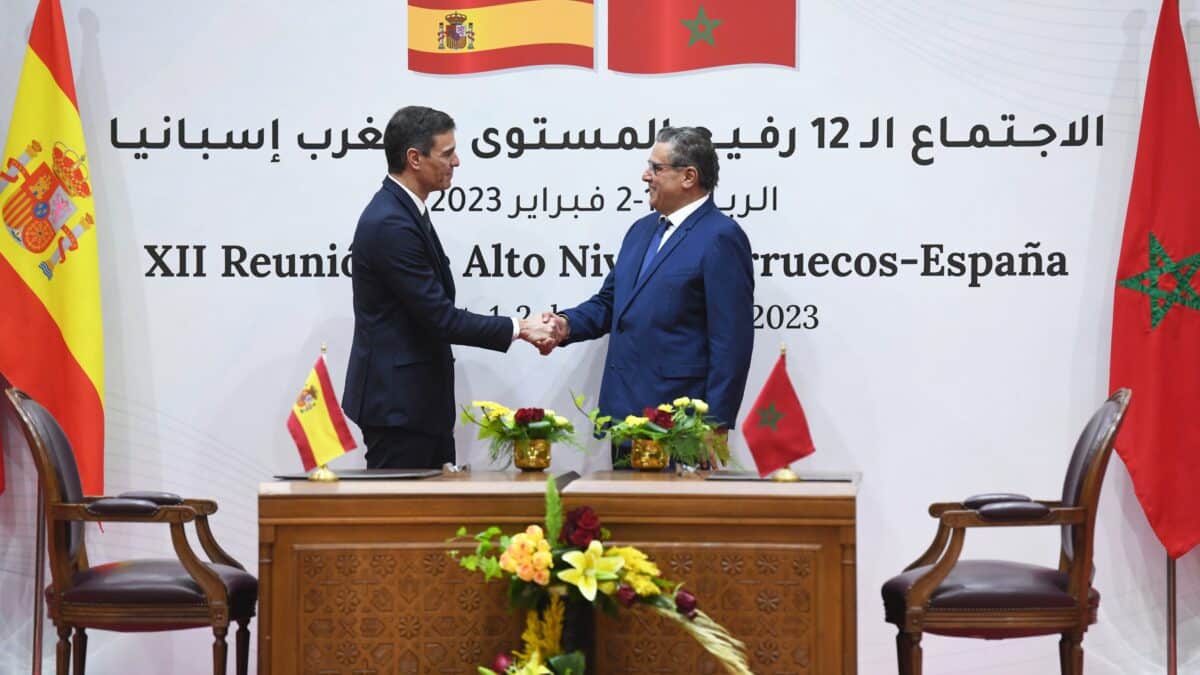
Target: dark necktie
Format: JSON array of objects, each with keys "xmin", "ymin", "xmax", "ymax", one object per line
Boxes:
[
  {"xmin": 421, "ymin": 210, "xmax": 456, "ymax": 299},
  {"xmin": 637, "ymin": 216, "xmax": 672, "ymax": 282}
]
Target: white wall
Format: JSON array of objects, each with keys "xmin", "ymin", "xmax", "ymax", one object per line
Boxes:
[{"xmin": 1, "ymin": 1, "xmax": 1198, "ymax": 673}]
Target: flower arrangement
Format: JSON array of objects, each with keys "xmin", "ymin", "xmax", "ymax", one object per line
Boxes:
[
  {"xmin": 449, "ymin": 478, "xmax": 750, "ymax": 675},
  {"xmin": 575, "ymin": 395, "xmax": 731, "ymax": 468},
  {"xmin": 461, "ymin": 401, "xmax": 580, "ymax": 468}
]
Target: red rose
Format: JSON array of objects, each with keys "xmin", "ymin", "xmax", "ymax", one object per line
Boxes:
[
  {"xmin": 616, "ymin": 584, "xmax": 637, "ymax": 608},
  {"xmin": 562, "ymin": 506, "xmax": 603, "ymax": 547},
  {"xmin": 653, "ymin": 410, "xmax": 675, "ymax": 429},
  {"xmin": 517, "ymin": 407, "xmax": 545, "ymax": 424}
]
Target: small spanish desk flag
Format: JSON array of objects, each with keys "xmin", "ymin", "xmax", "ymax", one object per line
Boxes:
[
  {"xmin": 287, "ymin": 353, "xmax": 356, "ymax": 471},
  {"xmin": 0, "ymin": 0, "xmax": 104, "ymax": 495},
  {"xmin": 609, "ymin": 0, "xmax": 795, "ymax": 74},
  {"xmin": 408, "ymin": 0, "xmax": 594, "ymax": 74},
  {"xmin": 741, "ymin": 351, "xmax": 814, "ymax": 477}
]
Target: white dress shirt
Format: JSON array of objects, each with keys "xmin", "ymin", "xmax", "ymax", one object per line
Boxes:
[{"xmin": 656, "ymin": 193, "xmax": 709, "ymax": 251}]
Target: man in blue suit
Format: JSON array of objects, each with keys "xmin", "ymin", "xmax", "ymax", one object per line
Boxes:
[
  {"xmin": 343, "ymin": 106, "xmax": 558, "ymax": 469},
  {"xmin": 546, "ymin": 127, "xmax": 755, "ymax": 463}
]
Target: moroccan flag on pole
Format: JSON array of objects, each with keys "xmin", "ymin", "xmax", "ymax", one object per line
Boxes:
[
  {"xmin": 408, "ymin": 0, "xmax": 594, "ymax": 74},
  {"xmin": 609, "ymin": 0, "xmax": 795, "ymax": 74},
  {"xmin": 1109, "ymin": 0, "xmax": 1200, "ymax": 560},
  {"xmin": 741, "ymin": 352, "xmax": 814, "ymax": 477},
  {"xmin": 0, "ymin": 0, "xmax": 104, "ymax": 495},
  {"xmin": 287, "ymin": 353, "xmax": 357, "ymax": 471}
]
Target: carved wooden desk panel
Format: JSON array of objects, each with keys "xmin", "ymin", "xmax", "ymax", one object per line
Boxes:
[
  {"xmin": 562, "ymin": 473, "xmax": 858, "ymax": 675},
  {"xmin": 258, "ymin": 472, "xmax": 550, "ymax": 674},
  {"xmin": 258, "ymin": 472, "xmax": 858, "ymax": 674}
]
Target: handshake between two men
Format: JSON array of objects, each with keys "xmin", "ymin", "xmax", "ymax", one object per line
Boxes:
[{"xmin": 516, "ymin": 312, "xmax": 570, "ymax": 356}]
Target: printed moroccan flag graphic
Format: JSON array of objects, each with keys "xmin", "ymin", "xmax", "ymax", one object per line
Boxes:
[
  {"xmin": 609, "ymin": 0, "xmax": 795, "ymax": 74},
  {"xmin": 287, "ymin": 354, "xmax": 357, "ymax": 471},
  {"xmin": 741, "ymin": 353, "xmax": 814, "ymax": 477},
  {"xmin": 1109, "ymin": 0, "xmax": 1200, "ymax": 559},
  {"xmin": 0, "ymin": 0, "xmax": 104, "ymax": 494},
  {"xmin": 408, "ymin": 0, "xmax": 594, "ymax": 74}
]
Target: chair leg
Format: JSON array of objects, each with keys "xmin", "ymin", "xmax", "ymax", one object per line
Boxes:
[
  {"xmin": 55, "ymin": 624, "xmax": 71, "ymax": 675},
  {"xmin": 1059, "ymin": 631, "xmax": 1083, "ymax": 675},
  {"xmin": 72, "ymin": 627, "xmax": 87, "ymax": 674},
  {"xmin": 235, "ymin": 619, "xmax": 250, "ymax": 675},
  {"xmin": 212, "ymin": 625, "xmax": 228, "ymax": 675},
  {"xmin": 896, "ymin": 630, "xmax": 922, "ymax": 675}
]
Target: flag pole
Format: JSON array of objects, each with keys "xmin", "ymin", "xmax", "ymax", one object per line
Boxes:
[
  {"xmin": 1167, "ymin": 554, "xmax": 1176, "ymax": 674},
  {"xmin": 32, "ymin": 478, "xmax": 45, "ymax": 675}
]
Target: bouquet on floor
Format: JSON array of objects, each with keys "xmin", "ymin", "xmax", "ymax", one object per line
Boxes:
[{"xmin": 448, "ymin": 477, "xmax": 750, "ymax": 675}]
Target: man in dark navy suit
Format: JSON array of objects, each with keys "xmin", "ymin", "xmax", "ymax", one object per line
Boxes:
[
  {"xmin": 342, "ymin": 106, "xmax": 558, "ymax": 469},
  {"xmin": 545, "ymin": 127, "xmax": 755, "ymax": 464}
]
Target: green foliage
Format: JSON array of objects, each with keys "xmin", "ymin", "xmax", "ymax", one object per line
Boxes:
[
  {"xmin": 544, "ymin": 477, "xmax": 564, "ymax": 545},
  {"xmin": 549, "ymin": 651, "xmax": 586, "ymax": 675},
  {"xmin": 447, "ymin": 525, "xmax": 508, "ymax": 582}
]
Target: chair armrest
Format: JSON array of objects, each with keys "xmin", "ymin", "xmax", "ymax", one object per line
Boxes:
[
  {"xmin": 117, "ymin": 491, "xmax": 183, "ymax": 505},
  {"xmin": 183, "ymin": 499, "xmax": 218, "ymax": 516},
  {"xmin": 928, "ymin": 502, "xmax": 964, "ymax": 517},
  {"xmin": 86, "ymin": 498, "xmax": 160, "ymax": 516},
  {"xmin": 962, "ymin": 493, "xmax": 1031, "ymax": 509},
  {"xmin": 940, "ymin": 506, "xmax": 1086, "ymax": 528},
  {"xmin": 50, "ymin": 502, "xmax": 197, "ymax": 523},
  {"xmin": 977, "ymin": 501, "xmax": 1050, "ymax": 521}
]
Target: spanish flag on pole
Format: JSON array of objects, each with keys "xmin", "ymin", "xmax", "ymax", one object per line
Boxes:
[
  {"xmin": 0, "ymin": 0, "xmax": 104, "ymax": 494},
  {"xmin": 408, "ymin": 0, "xmax": 594, "ymax": 74},
  {"xmin": 287, "ymin": 353, "xmax": 357, "ymax": 471}
]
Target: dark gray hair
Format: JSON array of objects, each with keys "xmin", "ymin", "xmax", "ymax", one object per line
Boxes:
[
  {"xmin": 657, "ymin": 126, "xmax": 718, "ymax": 192},
  {"xmin": 384, "ymin": 106, "xmax": 456, "ymax": 174}
]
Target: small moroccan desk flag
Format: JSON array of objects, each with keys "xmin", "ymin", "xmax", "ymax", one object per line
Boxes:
[
  {"xmin": 287, "ymin": 352, "xmax": 356, "ymax": 471},
  {"xmin": 741, "ymin": 351, "xmax": 814, "ymax": 477}
]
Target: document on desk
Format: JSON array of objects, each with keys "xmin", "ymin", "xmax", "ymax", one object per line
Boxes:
[{"xmin": 272, "ymin": 468, "xmax": 443, "ymax": 480}]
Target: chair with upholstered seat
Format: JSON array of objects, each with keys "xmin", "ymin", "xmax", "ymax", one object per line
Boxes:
[
  {"xmin": 5, "ymin": 387, "xmax": 257, "ymax": 675},
  {"xmin": 881, "ymin": 388, "xmax": 1130, "ymax": 675}
]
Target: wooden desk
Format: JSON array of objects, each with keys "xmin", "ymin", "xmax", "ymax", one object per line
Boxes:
[
  {"xmin": 564, "ymin": 472, "xmax": 858, "ymax": 675},
  {"xmin": 258, "ymin": 471, "xmax": 857, "ymax": 674}
]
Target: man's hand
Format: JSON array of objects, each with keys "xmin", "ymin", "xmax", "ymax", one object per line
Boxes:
[
  {"xmin": 518, "ymin": 313, "xmax": 562, "ymax": 353},
  {"xmin": 537, "ymin": 312, "xmax": 569, "ymax": 355}
]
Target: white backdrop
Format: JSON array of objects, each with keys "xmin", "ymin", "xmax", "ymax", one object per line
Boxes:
[{"xmin": 1, "ymin": 1, "xmax": 1199, "ymax": 673}]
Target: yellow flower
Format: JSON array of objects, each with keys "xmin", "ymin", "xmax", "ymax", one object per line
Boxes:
[
  {"xmin": 525, "ymin": 524, "xmax": 545, "ymax": 541},
  {"xmin": 532, "ymin": 550, "xmax": 553, "ymax": 571},
  {"xmin": 608, "ymin": 546, "xmax": 661, "ymax": 577},
  {"xmin": 552, "ymin": 415, "xmax": 570, "ymax": 427},
  {"xmin": 623, "ymin": 415, "xmax": 649, "ymax": 427},
  {"xmin": 609, "ymin": 546, "xmax": 662, "ymax": 597},
  {"xmin": 557, "ymin": 540, "xmax": 624, "ymax": 601},
  {"xmin": 672, "ymin": 396, "xmax": 692, "ymax": 408},
  {"xmin": 692, "ymin": 399, "xmax": 709, "ymax": 414},
  {"xmin": 657, "ymin": 403, "xmax": 675, "ymax": 413}
]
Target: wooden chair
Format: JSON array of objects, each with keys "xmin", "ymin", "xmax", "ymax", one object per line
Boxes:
[
  {"xmin": 881, "ymin": 388, "xmax": 1131, "ymax": 675},
  {"xmin": 5, "ymin": 387, "xmax": 257, "ymax": 675}
]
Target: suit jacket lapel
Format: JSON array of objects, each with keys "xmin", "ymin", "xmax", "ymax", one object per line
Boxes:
[
  {"xmin": 382, "ymin": 178, "xmax": 456, "ymax": 300},
  {"xmin": 616, "ymin": 198, "xmax": 714, "ymax": 322}
]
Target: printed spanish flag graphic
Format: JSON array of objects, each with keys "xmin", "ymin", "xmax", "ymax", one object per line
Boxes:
[
  {"xmin": 0, "ymin": 0, "xmax": 104, "ymax": 494},
  {"xmin": 408, "ymin": 0, "xmax": 594, "ymax": 74},
  {"xmin": 287, "ymin": 354, "xmax": 357, "ymax": 471},
  {"xmin": 609, "ymin": 0, "xmax": 795, "ymax": 74}
]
